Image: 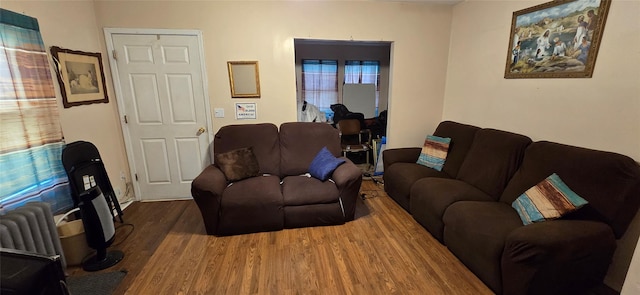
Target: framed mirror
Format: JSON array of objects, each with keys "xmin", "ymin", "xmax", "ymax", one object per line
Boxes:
[{"xmin": 227, "ymin": 61, "xmax": 260, "ymax": 98}]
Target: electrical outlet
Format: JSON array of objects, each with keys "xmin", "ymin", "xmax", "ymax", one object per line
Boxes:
[
  {"xmin": 120, "ymin": 171, "xmax": 126, "ymax": 181},
  {"xmin": 115, "ymin": 188, "xmax": 122, "ymax": 198}
]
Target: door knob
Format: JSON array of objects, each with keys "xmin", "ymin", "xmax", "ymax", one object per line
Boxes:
[{"xmin": 196, "ymin": 127, "xmax": 206, "ymax": 136}]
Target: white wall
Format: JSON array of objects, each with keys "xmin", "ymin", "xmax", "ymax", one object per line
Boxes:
[
  {"xmin": 444, "ymin": 0, "xmax": 640, "ymax": 291},
  {"xmin": 93, "ymin": 0, "xmax": 454, "ymax": 149},
  {"xmin": 2, "ymin": 0, "xmax": 132, "ymax": 202},
  {"xmin": 444, "ymin": 0, "xmax": 640, "ymax": 162}
]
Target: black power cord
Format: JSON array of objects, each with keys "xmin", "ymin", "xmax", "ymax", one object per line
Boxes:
[{"xmin": 363, "ymin": 172, "xmax": 384, "ymax": 185}]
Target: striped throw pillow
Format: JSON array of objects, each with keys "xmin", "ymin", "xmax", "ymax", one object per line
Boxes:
[
  {"xmin": 512, "ymin": 173, "xmax": 588, "ymax": 225},
  {"xmin": 416, "ymin": 135, "xmax": 451, "ymax": 171}
]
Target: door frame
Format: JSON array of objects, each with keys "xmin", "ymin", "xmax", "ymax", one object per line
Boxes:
[{"xmin": 103, "ymin": 28, "xmax": 214, "ymax": 201}]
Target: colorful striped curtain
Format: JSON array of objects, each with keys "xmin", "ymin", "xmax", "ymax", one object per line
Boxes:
[{"xmin": 0, "ymin": 9, "xmax": 72, "ymax": 214}]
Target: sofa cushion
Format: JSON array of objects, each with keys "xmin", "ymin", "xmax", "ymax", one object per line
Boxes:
[
  {"xmin": 309, "ymin": 146, "xmax": 345, "ymax": 181},
  {"xmin": 416, "ymin": 135, "xmax": 451, "ymax": 171},
  {"xmin": 443, "ymin": 201, "xmax": 524, "ymax": 294},
  {"xmin": 282, "ymin": 175, "xmax": 340, "ymax": 206},
  {"xmin": 383, "ymin": 162, "xmax": 450, "ymax": 211},
  {"xmin": 512, "ymin": 173, "xmax": 588, "ymax": 225},
  {"xmin": 410, "ymin": 178, "xmax": 494, "ymax": 242},
  {"xmin": 214, "ymin": 123, "xmax": 280, "ymax": 176},
  {"xmin": 456, "ymin": 128, "xmax": 531, "ymax": 199},
  {"xmin": 500, "ymin": 141, "xmax": 640, "ymax": 238},
  {"xmin": 218, "ymin": 175, "xmax": 284, "ymax": 235},
  {"xmin": 214, "ymin": 147, "xmax": 260, "ymax": 182},
  {"xmin": 433, "ymin": 121, "xmax": 481, "ymax": 178},
  {"xmin": 280, "ymin": 122, "xmax": 341, "ymax": 176}
]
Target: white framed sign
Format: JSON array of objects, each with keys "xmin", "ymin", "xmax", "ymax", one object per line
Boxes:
[{"xmin": 235, "ymin": 103, "xmax": 257, "ymax": 120}]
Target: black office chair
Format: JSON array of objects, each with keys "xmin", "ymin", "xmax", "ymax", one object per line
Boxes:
[{"xmin": 336, "ymin": 119, "xmax": 372, "ymax": 168}]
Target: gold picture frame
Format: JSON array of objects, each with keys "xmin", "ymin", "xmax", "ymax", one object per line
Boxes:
[
  {"xmin": 50, "ymin": 46, "xmax": 109, "ymax": 107},
  {"xmin": 227, "ymin": 61, "xmax": 261, "ymax": 98},
  {"xmin": 505, "ymin": 0, "xmax": 610, "ymax": 79}
]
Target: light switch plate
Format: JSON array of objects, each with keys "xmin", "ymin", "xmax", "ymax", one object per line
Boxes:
[{"xmin": 214, "ymin": 108, "xmax": 224, "ymax": 118}]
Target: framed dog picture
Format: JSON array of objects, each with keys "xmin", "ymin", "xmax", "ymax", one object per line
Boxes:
[
  {"xmin": 50, "ymin": 46, "xmax": 109, "ymax": 107},
  {"xmin": 504, "ymin": 0, "xmax": 611, "ymax": 79}
]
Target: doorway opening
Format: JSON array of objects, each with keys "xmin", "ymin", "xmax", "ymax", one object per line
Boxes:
[{"xmin": 294, "ymin": 38, "xmax": 391, "ymax": 166}]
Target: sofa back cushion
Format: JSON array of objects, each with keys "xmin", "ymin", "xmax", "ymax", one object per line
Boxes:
[
  {"xmin": 280, "ymin": 122, "xmax": 341, "ymax": 176},
  {"xmin": 456, "ymin": 129, "xmax": 532, "ymax": 199},
  {"xmin": 433, "ymin": 121, "xmax": 481, "ymax": 178},
  {"xmin": 213, "ymin": 123, "xmax": 280, "ymax": 176},
  {"xmin": 500, "ymin": 141, "xmax": 640, "ymax": 238}
]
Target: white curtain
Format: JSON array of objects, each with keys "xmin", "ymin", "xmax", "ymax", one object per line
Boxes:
[
  {"xmin": 345, "ymin": 60, "xmax": 380, "ymax": 115},
  {"xmin": 301, "ymin": 59, "xmax": 338, "ymax": 114}
]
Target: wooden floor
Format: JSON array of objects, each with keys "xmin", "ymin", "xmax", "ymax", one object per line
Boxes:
[{"xmin": 67, "ymin": 179, "xmax": 493, "ymax": 294}]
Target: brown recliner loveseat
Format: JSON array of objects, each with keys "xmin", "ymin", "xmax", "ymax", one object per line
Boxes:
[{"xmin": 191, "ymin": 122, "xmax": 363, "ymax": 236}]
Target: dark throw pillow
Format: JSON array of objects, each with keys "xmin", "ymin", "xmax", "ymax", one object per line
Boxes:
[
  {"xmin": 215, "ymin": 147, "xmax": 260, "ymax": 182},
  {"xmin": 309, "ymin": 146, "xmax": 346, "ymax": 181}
]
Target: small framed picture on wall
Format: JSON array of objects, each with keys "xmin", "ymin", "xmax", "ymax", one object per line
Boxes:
[{"xmin": 50, "ymin": 46, "xmax": 109, "ymax": 107}]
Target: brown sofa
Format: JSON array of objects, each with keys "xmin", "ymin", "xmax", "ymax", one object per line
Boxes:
[
  {"xmin": 383, "ymin": 121, "xmax": 640, "ymax": 295},
  {"xmin": 191, "ymin": 122, "xmax": 362, "ymax": 236}
]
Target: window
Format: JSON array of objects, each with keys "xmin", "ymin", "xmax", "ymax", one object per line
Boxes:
[
  {"xmin": 301, "ymin": 59, "xmax": 338, "ymax": 119},
  {"xmin": 345, "ymin": 60, "xmax": 380, "ymax": 115}
]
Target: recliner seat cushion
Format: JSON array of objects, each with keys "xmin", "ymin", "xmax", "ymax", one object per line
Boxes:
[
  {"xmin": 218, "ymin": 175, "xmax": 284, "ymax": 235},
  {"xmin": 282, "ymin": 176, "xmax": 340, "ymax": 206},
  {"xmin": 282, "ymin": 173, "xmax": 344, "ymax": 229},
  {"xmin": 383, "ymin": 163, "xmax": 450, "ymax": 211},
  {"xmin": 410, "ymin": 178, "xmax": 494, "ymax": 242},
  {"xmin": 443, "ymin": 201, "xmax": 523, "ymax": 294}
]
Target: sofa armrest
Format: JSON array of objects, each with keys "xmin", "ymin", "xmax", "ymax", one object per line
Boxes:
[
  {"xmin": 332, "ymin": 158, "xmax": 363, "ymax": 221},
  {"xmin": 191, "ymin": 165, "xmax": 228, "ymax": 235},
  {"xmin": 501, "ymin": 220, "xmax": 616, "ymax": 295},
  {"xmin": 382, "ymin": 147, "xmax": 421, "ymax": 172}
]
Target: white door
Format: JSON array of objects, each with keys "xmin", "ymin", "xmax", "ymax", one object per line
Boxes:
[{"xmin": 107, "ymin": 31, "xmax": 211, "ymax": 201}]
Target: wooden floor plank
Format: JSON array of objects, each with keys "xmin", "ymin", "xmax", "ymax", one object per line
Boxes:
[{"xmin": 68, "ymin": 179, "xmax": 493, "ymax": 295}]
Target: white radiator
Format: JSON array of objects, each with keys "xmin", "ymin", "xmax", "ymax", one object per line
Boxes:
[{"xmin": 0, "ymin": 202, "xmax": 67, "ymax": 269}]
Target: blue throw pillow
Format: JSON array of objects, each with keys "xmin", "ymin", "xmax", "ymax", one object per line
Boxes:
[{"xmin": 309, "ymin": 147, "xmax": 346, "ymax": 181}]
